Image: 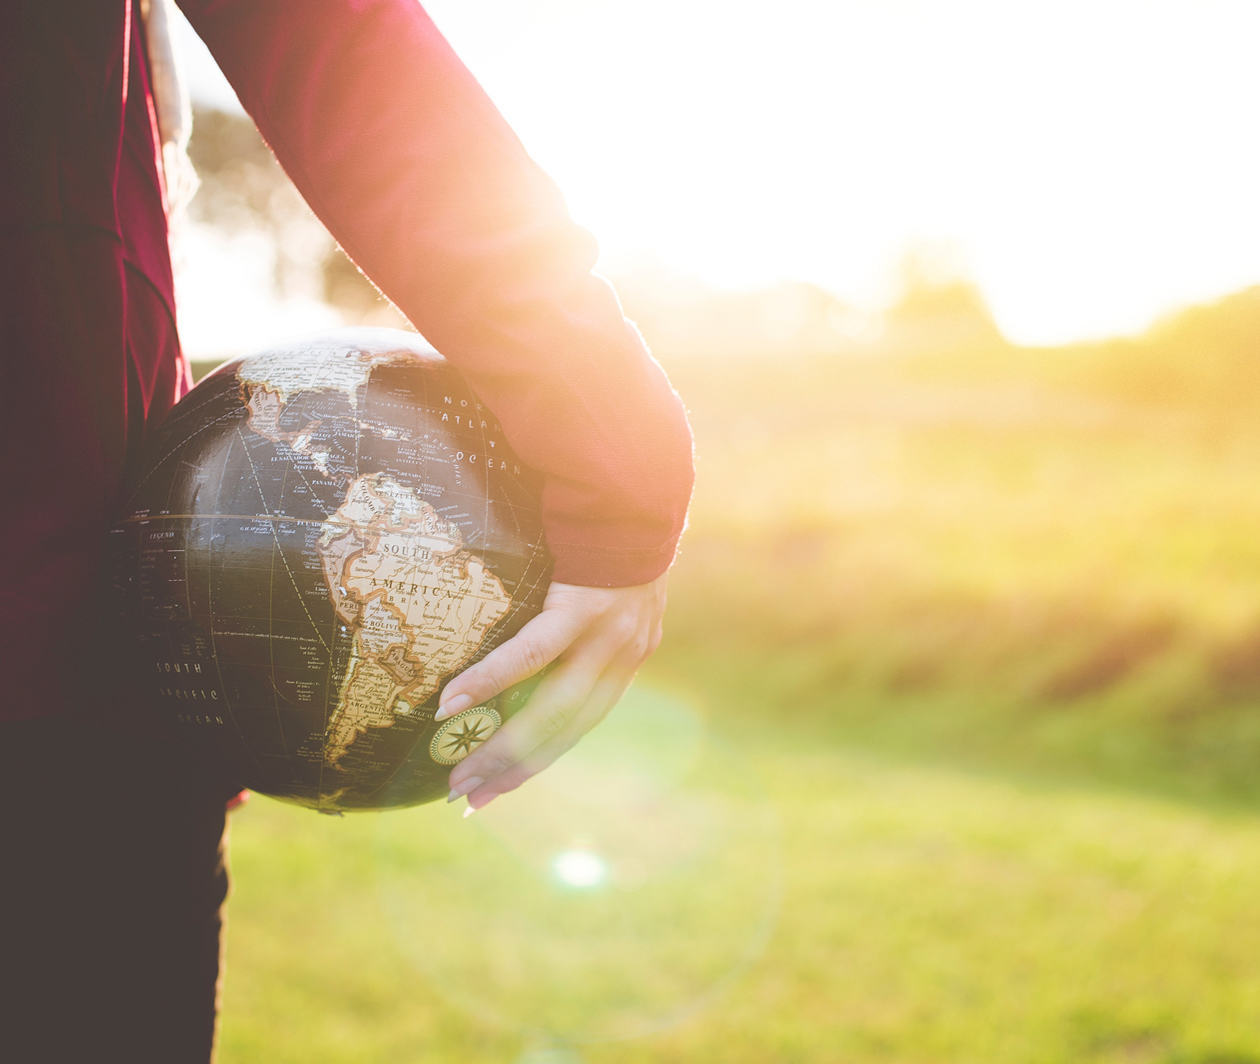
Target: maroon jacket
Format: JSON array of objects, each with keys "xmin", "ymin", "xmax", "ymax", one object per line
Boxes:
[{"xmin": 0, "ymin": 0, "xmax": 693, "ymax": 721}]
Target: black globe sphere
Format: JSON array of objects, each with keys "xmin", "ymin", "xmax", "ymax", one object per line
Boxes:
[{"xmin": 110, "ymin": 329, "xmax": 551, "ymax": 812}]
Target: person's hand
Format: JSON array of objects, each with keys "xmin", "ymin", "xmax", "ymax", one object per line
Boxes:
[{"xmin": 437, "ymin": 574, "xmax": 669, "ymax": 811}]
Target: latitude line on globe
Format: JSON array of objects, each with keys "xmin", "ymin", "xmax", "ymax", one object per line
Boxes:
[{"xmin": 119, "ymin": 513, "xmax": 329, "ymax": 526}]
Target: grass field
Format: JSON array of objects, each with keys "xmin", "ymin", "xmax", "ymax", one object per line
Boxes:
[
  {"xmin": 220, "ymin": 746, "xmax": 1260, "ymax": 1063},
  {"xmin": 213, "ymin": 288, "xmax": 1260, "ymax": 1062}
]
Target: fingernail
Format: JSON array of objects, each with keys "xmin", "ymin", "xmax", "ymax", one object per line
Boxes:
[
  {"xmin": 462, "ymin": 804, "xmax": 477, "ymax": 819},
  {"xmin": 469, "ymin": 792, "xmax": 497, "ymax": 813},
  {"xmin": 435, "ymin": 694, "xmax": 472, "ymax": 722},
  {"xmin": 446, "ymin": 775, "xmax": 483, "ymax": 803}
]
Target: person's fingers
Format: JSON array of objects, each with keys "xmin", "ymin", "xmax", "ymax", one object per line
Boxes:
[
  {"xmin": 453, "ymin": 665, "xmax": 636, "ymax": 808},
  {"xmin": 466, "ymin": 669, "xmax": 636, "ymax": 809},
  {"xmin": 445, "ymin": 656, "xmax": 602, "ymax": 796},
  {"xmin": 435, "ymin": 606, "xmax": 586, "ymax": 721},
  {"xmin": 440, "ymin": 576, "xmax": 672, "ymax": 807},
  {"xmin": 441, "ymin": 579, "xmax": 666, "ymax": 717}
]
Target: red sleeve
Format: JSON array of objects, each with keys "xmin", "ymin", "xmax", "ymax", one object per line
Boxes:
[{"xmin": 175, "ymin": 0, "xmax": 693, "ymax": 587}]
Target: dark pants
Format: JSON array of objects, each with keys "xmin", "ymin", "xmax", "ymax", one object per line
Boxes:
[
  {"xmin": 0, "ymin": 225, "xmax": 224, "ymax": 1058},
  {"xmin": 1, "ymin": 712, "xmax": 231, "ymax": 1063}
]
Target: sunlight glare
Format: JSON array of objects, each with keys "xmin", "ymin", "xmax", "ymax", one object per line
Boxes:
[
  {"xmin": 423, "ymin": 0, "xmax": 1260, "ymax": 344},
  {"xmin": 176, "ymin": 0, "xmax": 1260, "ymax": 346},
  {"xmin": 550, "ymin": 849, "xmax": 609, "ymax": 889}
]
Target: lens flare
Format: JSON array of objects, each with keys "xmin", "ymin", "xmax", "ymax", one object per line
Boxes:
[
  {"xmin": 372, "ymin": 684, "xmax": 781, "ymax": 1045},
  {"xmin": 550, "ymin": 849, "xmax": 608, "ymax": 890}
]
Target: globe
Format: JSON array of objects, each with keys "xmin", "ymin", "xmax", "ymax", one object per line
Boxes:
[{"xmin": 109, "ymin": 328, "xmax": 552, "ymax": 812}]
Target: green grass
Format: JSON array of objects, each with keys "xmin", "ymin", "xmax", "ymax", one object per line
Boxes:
[
  {"xmin": 220, "ymin": 718, "xmax": 1260, "ymax": 1064},
  {"xmin": 216, "ymin": 290, "xmax": 1260, "ymax": 1060},
  {"xmin": 656, "ymin": 324, "xmax": 1260, "ymax": 801}
]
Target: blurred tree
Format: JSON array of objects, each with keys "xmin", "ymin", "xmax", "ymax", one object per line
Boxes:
[
  {"xmin": 186, "ymin": 106, "xmax": 403, "ymax": 322},
  {"xmin": 883, "ymin": 247, "xmax": 1003, "ymax": 353}
]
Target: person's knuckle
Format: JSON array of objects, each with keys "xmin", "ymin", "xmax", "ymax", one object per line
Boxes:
[
  {"xmin": 537, "ymin": 704, "xmax": 570, "ymax": 741},
  {"xmin": 609, "ymin": 612, "xmax": 641, "ymax": 644},
  {"xmin": 478, "ymin": 662, "xmax": 514, "ymax": 695},
  {"xmin": 473, "ymin": 748, "xmax": 516, "ymax": 778},
  {"xmin": 629, "ymin": 619, "xmax": 663, "ymax": 660},
  {"xmin": 477, "ymin": 647, "xmax": 531, "ymax": 695},
  {"xmin": 452, "ymin": 662, "xmax": 488, "ymax": 694},
  {"xmin": 514, "ymin": 637, "xmax": 552, "ymax": 678}
]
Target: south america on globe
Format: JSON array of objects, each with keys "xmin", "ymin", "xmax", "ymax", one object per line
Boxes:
[{"xmin": 109, "ymin": 329, "xmax": 552, "ymax": 812}]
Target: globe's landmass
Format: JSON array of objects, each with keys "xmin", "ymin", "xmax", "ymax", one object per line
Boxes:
[{"xmin": 109, "ymin": 329, "xmax": 552, "ymax": 812}]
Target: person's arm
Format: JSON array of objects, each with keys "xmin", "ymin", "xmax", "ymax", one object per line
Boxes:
[
  {"xmin": 177, "ymin": 0, "xmax": 692, "ymax": 587},
  {"xmin": 176, "ymin": 0, "xmax": 694, "ymax": 804}
]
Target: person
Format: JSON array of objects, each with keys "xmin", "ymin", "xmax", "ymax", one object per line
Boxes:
[{"xmin": 0, "ymin": 0, "xmax": 694, "ymax": 1059}]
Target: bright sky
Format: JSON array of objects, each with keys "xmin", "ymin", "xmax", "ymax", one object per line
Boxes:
[{"xmin": 176, "ymin": 0, "xmax": 1260, "ymax": 346}]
